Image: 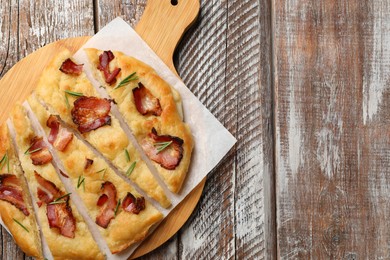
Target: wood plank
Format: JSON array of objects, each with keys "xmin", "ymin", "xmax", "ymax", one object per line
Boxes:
[
  {"xmin": 175, "ymin": 0, "xmax": 274, "ymax": 258},
  {"xmin": 274, "ymin": 0, "xmax": 390, "ymax": 258},
  {"xmin": 0, "ymin": 1, "xmax": 94, "ymax": 259},
  {"xmin": 95, "ymin": 0, "xmax": 147, "ymax": 29},
  {"xmin": 0, "ymin": 0, "xmax": 19, "ymax": 78}
]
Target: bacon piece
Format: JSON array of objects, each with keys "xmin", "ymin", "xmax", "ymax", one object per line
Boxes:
[
  {"xmin": 84, "ymin": 158, "xmax": 94, "ymax": 170},
  {"xmin": 97, "ymin": 194, "xmax": 108, "ymax": 207},
  {"xmin": 47, "ymin": 115, "xmax": 73, "ymax": 151},
  {"xmin": 96, "ymin": 182, "xmax": 117, "ymax": 229},
  {"xmin": 28, "ymin": 137, "xmax": 52, "ymax": 165},
  {"xmin": 47, "ymin": 201, "xmax": 76, "ymax": 238},
  {"xmin": 98, "ymin": 50, "xmax": 114, "ymax": 71},
  {"xmin": 133, "ymin": 83, "xmax": 162, "ymax": 116},
  {"xmin": 0, "ymin": 174, "xmax": 30, "ymax": 216},
  {"xmin": 122, "ymin": 192, "xmax": 145, "ymax": 214},
  {"xmin": 141, "ymin": 128, "xmax": 184, "ymax": 170},
  {"xmin": 71, "ymin": 96, "xmax": 112, "ymax": 134},
  {"xmin": 98, "ymin": 51, "xmax": 121, "ymax": 85},
  {"xmin": 59, "ymin": 58, "xmax": 83, "ymax": 75},
  {"xmin": 35, "ymin": 172, "xmax": 76, "ymax": 238},
  {"xmin": 34, "ymin": 172, "xmax": 61, "ymax": 203}
]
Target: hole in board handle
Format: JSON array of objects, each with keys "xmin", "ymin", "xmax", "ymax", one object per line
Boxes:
[{"xmin": 171, "ymin": 0, "xmax": 178, "ymax": 6}]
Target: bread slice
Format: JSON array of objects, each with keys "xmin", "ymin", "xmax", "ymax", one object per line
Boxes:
[
  {"xmin": 85, "ymin": 49, "xmax": 194, "ymax": 193},
  {"xmin": 10, "ymin": 104, "xmax": 104, "ymax": 260},
  {"xmin": 34, "ymin": 50, "xmax": 171, "ymax": 208},
  {"xmin": 0, "ymin": 124, "xmax": 43, "ymax": 259},
  {"xmin": 28, "ymin": 96, "xmax": 164, "ymax": 254}
]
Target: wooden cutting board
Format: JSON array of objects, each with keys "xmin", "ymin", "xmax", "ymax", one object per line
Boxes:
[{"xmin": 0, "ymin": 0, "xmax": 205, "ymax": 258}]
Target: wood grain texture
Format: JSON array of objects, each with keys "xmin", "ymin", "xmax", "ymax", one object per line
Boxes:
[
  {"xmin": 175, "ymin": 0, "xmax": 274, "ymax": 259},
  {"xmin": 274, "ymin": 0, "xmax": 390, "ymax": 258}
]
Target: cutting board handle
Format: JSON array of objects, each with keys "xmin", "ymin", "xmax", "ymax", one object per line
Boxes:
[{"xmin": 136, "ymin": 0, "xmax": 200, "ymax": 74}]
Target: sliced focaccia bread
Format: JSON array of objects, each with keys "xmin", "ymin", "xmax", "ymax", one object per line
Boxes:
[
  {"xmin": 28, "ymin": 96, "xmax": 164, "ymax": 254},
  {"xmin": 0, "ymin": 124, "xmax": 43, "ymax": 259},
  {"xmin": 33, "ymin": 50, "xmax": 170, "ymax": 208},
  {"xmin": 85, "ymin": 49, "xmax": 194, "ymax": 193},
  {"xmin": 10, "ymin": 104, "xmax": 104, "ymax": 260}
]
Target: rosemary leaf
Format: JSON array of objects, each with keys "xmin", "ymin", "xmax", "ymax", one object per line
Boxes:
[
  {"xmin": 95, "ymin": 169, "xmax": 106, "ymax": 174},
  {"xmin": 126, "ymin": 162, "xmax": 136, "ymax": 177},
  {"xmin": 54, "ymin": 193, "xmax": 72, "ymax": 202},
  {"xmin": 24, "ymin": 144, "xmax": 34, "ymax": 155},
  {"xmin": 114, "ymin": 72, "xmax": 138, "ymax": 90},
  {"xmin": 0, "ymin": 154, "xmax": 6, "ymax": 164},
  {"xmin": 65, "ymin": 90, "xmax": 84, "ymax": 97},
  {"xmin": 0, "ymin": 153, "xmax": 6, "ymax": 171},
  {"xmin": 65, "ymin": 93, "xmax": 70, "ymax": 109},
  {"xmin": 114, "ymin": 199, "xmax": 121, "ymax": 216},
  {"xmin": 77, "ymin": 175, "xmax": 85, "ymax": 190},
  {"xmin": 154, "ymin": 141, "xmax": 173, "ymax": 154},
  {"xmin": 25, "ymin": 148, "xmax": 42, "ymax": 156},
  {"xmin": 13, "ymin": 218, "xmax": 29, "ymax": 233},
  {"xmin": 48, "ymin": 200, "xmax": 67, "ymax": 205},
  {"xmin": 125, "ymin": 149, "xmax": 130, "ymax": 162},
  {"xmin": 95, "ymin": 168, "xmax": 107, "ymax": 179}
]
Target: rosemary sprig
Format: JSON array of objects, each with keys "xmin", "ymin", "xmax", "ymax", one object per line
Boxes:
[
  {"xmin": 0, "ymin": 154, "xmax": 6, "ymax": 165},
  {"xmin": 77, "ymin": 175, "xmax": 85, "ymax": 191},
  {"xmin": 64, "ymin": 90, "xmax": 84, "ymax": 97},
  {"xmin": 95, "ymin": 168, "xmax": 107, "ymax": 179},
  {"xmin": 124, "ymin": 149, "xmax": 130, "ymax": 162},
  {"xmin": 114, "ymin": 199, "xmax": 121, "ymax": 216},
  {"xmin": 64, "ymin": 90, "xmax": 84, "ymax": 109},
  {"xmin": 13, "ymin": 218, "xmax": 29, "ymax": 233},
  {"xmin": 24, "ymin": 148, "xmax": 42, "ymax": 155},
  {"xmin": 0, "ymin": 152, "xmax": 9, "ymax": 172},
  {"xmin": 24, "ymin": 143, "xmax": 34, "ymax": 154},
  {"xmin": 114, "ymin": 72, "xmax": 138, "ymax": 90},
  {"xmin": 49, "ymin": 193, "xmax": 72, "ymax": 205},
  {"xmin": 154, "ymin": 141, "xmax": 173, "ymax": 154},
  {"xmin": 126, "ymin": 162, "xmax": 136, "ymax": 177},
  {"xmin": 65, "ymin": 94, "xmax": 70, "ymax": 109},
  {"xmin": 48, "ymin": 200, "xmax": 67, "ymax": 205}
]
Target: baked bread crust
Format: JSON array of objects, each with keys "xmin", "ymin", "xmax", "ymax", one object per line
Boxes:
[
  {"xmin": 28, "ymin": 97, "xmax": 164, "ymax": 254},
  {"xmin": 34, "ymin": 50, "xmax": 170, "ymax": 208},
  {"xmin": 85, "ymin": 49, "xmax": 194, "ymax": 193},
  {"xmin": 0, "ymin": 124, "xmax": 43, "ymax": 259},
  {"xmin": 10, "ymin": 104, "xmax": 104, "ymax": 260}
]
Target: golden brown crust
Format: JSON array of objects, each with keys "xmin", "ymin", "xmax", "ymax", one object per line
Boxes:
[
  {"xmin": 85, "ymin": 49, "xmax": 194, "ymax": 193},
  {"xmin": 0, "ymin": 125, "xmax": 43, "ymax": 259},
  {"xmin": 10, "ymin": 105, "xmax": 104, "ymax": 260},
  {"xmin": 29, "ymin": 97, "xmax": 164, "ymax": 254},
  {"xmin": 34, "ymin": 50, "xmax": 170, "ymax": 207}
]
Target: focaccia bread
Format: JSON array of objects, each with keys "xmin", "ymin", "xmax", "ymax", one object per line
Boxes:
[
  {"xmin": 85, "ymin": 49, "xmax": 194, "ymax": 193},
  {"xmin": 28, "ymin": 96, "xmax": 164, "ymax": 254},
  {"xmin": 0, "ymin": 124, "xmax": 43, "ymax": 259},
  {"xmin": 33, "ymin": 50, "xmax": 170, "ymax": 208},
  {"xmin": 10, "ymin": 104, "xmax": 104, "ymax": 260}
]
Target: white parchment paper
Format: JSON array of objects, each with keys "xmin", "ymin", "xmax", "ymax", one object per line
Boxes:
[{"xmin": 0, "ymin": 17, "xmax": 236, "ymax": 260}]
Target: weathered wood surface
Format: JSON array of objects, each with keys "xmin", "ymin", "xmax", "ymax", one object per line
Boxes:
[
  {"xmin": 274, "ymin": 0, "xmax": 390, "ymax": 258},
  {"xmin": 0, "ymin": 0, "xmax": 273, "ymax": 259}
]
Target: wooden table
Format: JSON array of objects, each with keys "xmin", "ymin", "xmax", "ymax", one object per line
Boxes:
[{"xmin": 1, "ymin": 0, "xmax": 390, "ymax": 259}]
